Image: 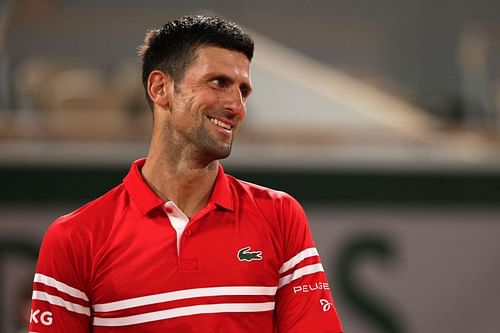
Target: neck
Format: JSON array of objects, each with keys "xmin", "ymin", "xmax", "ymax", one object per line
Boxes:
[{"xmin": 141, "ymin": 138, "xmax": 220, "ymax": 218}]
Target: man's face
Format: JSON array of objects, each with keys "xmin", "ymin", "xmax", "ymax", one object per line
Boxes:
[{"xmin": 168, "ymin": 46, "xmax": 252, "ymax": 162}]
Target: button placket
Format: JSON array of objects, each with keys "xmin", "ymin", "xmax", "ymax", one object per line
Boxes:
[{"xmin": 163, "ymin": 201, "xmax": 189, "ymax": 256}]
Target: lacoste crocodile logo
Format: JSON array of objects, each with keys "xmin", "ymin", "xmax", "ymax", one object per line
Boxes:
[{"xmin": 237, "ymin": 246, "xmax": 263, "ymax": 262}]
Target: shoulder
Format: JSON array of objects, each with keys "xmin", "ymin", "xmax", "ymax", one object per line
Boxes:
[
  {"xmin": 227, "ymin": 173, "xmax": 290, "ymax": 199},
  {"xmin": 225, "ymin": 174, "xmax": 312, "ymax": 255},
  {"xmin": 44, "ymin": 183, "xmax": 128, "ymax": 245},
  {"xmin": 225, "ymin": 173, "xmax": 304, "ymax": 216}
]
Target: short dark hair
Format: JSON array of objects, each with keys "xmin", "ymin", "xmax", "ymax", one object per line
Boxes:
[{"xmin": 138, "ymin": 15, "xmax": 254, "ymax": 110}]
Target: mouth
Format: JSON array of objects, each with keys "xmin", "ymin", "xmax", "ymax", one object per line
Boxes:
[{"xmin": 208, "ymin": 116, "xmax": 233, "ymax": 133}]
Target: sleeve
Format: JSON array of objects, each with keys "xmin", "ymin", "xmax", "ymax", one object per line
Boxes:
[
  {"xmin": 275, "ymin": 195, "xmax": 343, "ymax": 333},
  {"xmin": 29, "ymin": 217, "xmax": 92, "ymax": 333}
]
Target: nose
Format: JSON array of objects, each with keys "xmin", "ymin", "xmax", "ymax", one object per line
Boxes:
[{"xmin": 223, "ymin": 86, "xmax": 245, "ymax": 114}]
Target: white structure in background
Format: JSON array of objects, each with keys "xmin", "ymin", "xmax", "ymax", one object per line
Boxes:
[
  {"xmin": 457, "ymin": 23, "xmax": 494, "ymax": 129},
  {"xmin": 1, "ymin": 29, "xmax": 499, "ymax": 170},
  {"xmin": 227, "ymin": 32, "xmax": 499, "ymax": 170}
]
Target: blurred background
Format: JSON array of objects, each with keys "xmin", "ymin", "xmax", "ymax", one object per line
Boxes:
[{"xmin": 1, "ymin": 0, "xmax": 500, "ymax": 332}]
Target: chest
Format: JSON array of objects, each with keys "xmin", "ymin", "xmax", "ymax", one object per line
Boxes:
[{"xmin": 90, "ymin": 208, "xmax": 283, "ymax": 304}]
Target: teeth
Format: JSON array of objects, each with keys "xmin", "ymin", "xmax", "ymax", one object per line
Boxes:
[{"xmin": 209, "ymin": 117, "xmax": 232, "ymax": 130}]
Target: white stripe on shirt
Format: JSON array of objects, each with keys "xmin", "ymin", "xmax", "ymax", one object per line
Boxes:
[
  {"xmin": 93, "ymin": 286, "xmax": 277, "ymax": 312},
  {"xmin": 278, "ymin": 263, "xmax": 324, "ymax": 288},
  {"xmin": 93, "ymin": 302, "xmax": 275, "ymax": 327},
  {"xmin": 32, "ymin": 291, "xmax": 91, "ymax": 316},
  {"xmin": 279, "ymin": 247, "xmax": 319, "ymax": 274},
  {"xmin": 34, "ymin": 273, "xmax": 89, "ymax": 301}
]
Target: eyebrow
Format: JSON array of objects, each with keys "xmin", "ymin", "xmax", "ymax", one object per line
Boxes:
[{"xmin": 206, "ymin": 73, "xmax": 253, "ymax": 93}]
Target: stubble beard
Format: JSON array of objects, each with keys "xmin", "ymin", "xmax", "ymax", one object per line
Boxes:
[
  {"xmin": 172, "ymin": 91, "xmax": 236, "ymax": 164},
  {"xmin": 192, "ymin": 124, "xmax": 233, "ymax": 163}
]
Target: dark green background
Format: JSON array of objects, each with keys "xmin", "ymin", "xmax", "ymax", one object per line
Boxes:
[{"xmin": 2, "ymin": 165, "xmax": 499, "ymax": 204}]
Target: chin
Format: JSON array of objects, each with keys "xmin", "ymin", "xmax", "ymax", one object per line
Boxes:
[
  {"xmin": 214, "ymin": 148, "xmax": 232, "ymax": 160},
  {"xmin": 206, "ymin": 144, "xmax": 232, "ymax": 161}
]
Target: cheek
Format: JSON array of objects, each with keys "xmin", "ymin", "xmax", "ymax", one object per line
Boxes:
[
  {"xmin": 188, "ymin": 92, "xmax": 218, "ymax": 115},
  {"xmin": 204, "ymin": 92, "xmax": 222, "ymax": 109},
  {"xmin": 173, "ymin": 93, "xmax": 198, "ymax": 120}
]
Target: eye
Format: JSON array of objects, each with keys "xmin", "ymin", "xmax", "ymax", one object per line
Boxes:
[
  {"xmin": 240, "ymin": 85, "xmax": 252, "ymax": 100},
  {"xmin": 240, "ymin": 87, "xmax": 249, "ymax": 99},
  {"xmin": 210, "ymin": 78, "xmax": 228, "ymax": 88}
]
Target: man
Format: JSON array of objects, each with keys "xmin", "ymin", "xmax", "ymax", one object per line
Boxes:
[{"xmin": 29, "ymin": 15, "xmax": 343, "ymax": 332}]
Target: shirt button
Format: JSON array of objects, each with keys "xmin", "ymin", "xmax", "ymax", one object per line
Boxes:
[{"xmin": 185, "ymin": 230, "xmax": 192, "ymax": 236}]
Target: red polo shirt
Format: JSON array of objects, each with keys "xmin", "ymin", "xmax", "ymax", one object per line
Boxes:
[{"xmin": 29, "ymin": 159, "xmax": 343, "ymax": 332}]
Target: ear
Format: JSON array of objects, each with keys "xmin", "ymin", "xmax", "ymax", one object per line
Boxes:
[{"xmin": 147, "ymin": 70, "xmax": 173, "ymax": 109}]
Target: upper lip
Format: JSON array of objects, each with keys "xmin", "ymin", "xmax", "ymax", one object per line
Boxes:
[{"xmin": 207, "ymin": 115, "xmax": 234, "ymax": 128}]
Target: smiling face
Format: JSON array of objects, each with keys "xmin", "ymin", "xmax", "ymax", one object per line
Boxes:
[{"xmin": 164, "ymin": 46, "xmax": 252, "ymax": 163}]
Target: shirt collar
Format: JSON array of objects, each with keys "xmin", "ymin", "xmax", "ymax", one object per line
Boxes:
[
  {"xmin": 124, "ymin": 158, "xmax": 234, "ymax": 216},
  {"xmin": 123, "ymin": 158, "xmax": 164, "ymax": 216},
  {"xmin": 210, "ymin": 163, "xmax": 234, "ymax": 211}
]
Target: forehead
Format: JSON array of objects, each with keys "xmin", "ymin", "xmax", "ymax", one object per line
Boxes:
[{"xmin": 185, "ymin": 46, "xmax": 251, "ymax": 81}]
